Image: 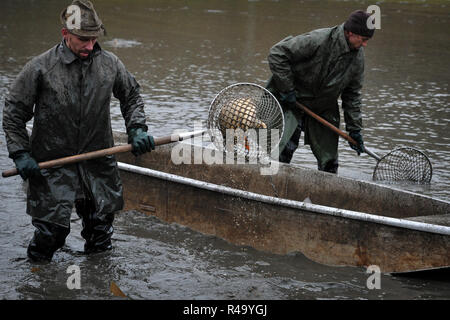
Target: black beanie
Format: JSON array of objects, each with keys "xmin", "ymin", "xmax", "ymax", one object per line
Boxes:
[{"xmin": 344, "ymin": 10, "xmax": 375, "ymax": 38}]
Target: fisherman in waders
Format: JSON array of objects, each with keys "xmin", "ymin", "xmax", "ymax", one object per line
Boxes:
[
  {"xmin": 267, "ymin": 10, "xmax": 375, "ymax": 173},
  {"xmin": 2, "ymin": 0, "xmax": 155, "ymax": 262}
]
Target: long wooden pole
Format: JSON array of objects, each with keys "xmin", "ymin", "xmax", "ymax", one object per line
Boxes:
[
  {"xmin": 2, "ymin": 130, "xmax": 205, "ymax": 178},
  {"xmin": 296, "ymin": 101, "xmax": 381, "ymax": 161}
]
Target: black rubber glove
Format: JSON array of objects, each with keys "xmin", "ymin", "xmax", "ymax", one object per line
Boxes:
[
  {"xmin": 279, "ymin": 90, "xmax": 297, "ymax": 109},
  {"xmin": 13, "ymin": 152, "xmax": 41, "ymax": 180},
  {"xmin": 349, "ymin": 130, "xmax": 365, "ymax": 156},
  {"xmin": 128, "ymin": 128, "xmax": 155, "ymax": 156}
]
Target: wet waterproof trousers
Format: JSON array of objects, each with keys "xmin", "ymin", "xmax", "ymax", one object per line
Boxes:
[
  {"xmin": 264, "ymin": 77, "xmax": 339, "ymax": 173},
  {"xmin": 27, "ymin": 197, "xmax": 115, "ymax": 262},
  {"xmin": 27, "ymin": 219, "xmax": 70, "ymax": 262},
  {"xmin": 278, "ymin": 111, "xmax": 339, "ymax": 173}
]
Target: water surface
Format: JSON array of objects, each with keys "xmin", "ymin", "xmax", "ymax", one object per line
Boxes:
[{"xmin": 1, "ymin": 0, "xmax": 449, "ymax": 300}]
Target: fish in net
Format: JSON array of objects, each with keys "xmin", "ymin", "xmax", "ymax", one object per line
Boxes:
[{"xmin": 207, "ymin": 83, "xmax": 284, "ymax": 159}]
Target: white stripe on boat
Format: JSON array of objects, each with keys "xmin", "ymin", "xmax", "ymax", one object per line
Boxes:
[{"xmin": 118, "ymin": 162, "xmax": 450, "ymax": 236}]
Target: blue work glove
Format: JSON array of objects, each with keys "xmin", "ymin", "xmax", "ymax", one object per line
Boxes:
[
  {"xmin": 128, "ymin": 128, "xmax": 155, "ymax": 156},
  {"xmin": 279, "ymin": 90, "xmax": 297, "ymax": 109},
  {"xmin": 13, "ymin": 152, "xmax": 41, "ymax": 180},
  {"xmin": 348, "ymin": 130, "xmax": 365, "ymax": 156}
]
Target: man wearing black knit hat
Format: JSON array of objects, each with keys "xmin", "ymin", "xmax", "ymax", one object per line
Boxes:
[
  {"xmin": 267, "ymin": 10, "xmax": 375, "ymax": 173},
  {"xmin": 344, "ymin": 10, "xmax": 375, "ymax": 50}
]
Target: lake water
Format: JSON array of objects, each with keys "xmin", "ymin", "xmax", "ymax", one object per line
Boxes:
[{"xmin": 0, "ymin": 0, "xmax": 449, "ymax": 302}]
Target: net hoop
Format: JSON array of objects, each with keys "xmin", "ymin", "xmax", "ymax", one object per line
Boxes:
[
  {"xmin": 372, "ymin": 146, "xmax": 432, "ymax": 183},
  {"xmin": 207, "ymin": 83, "xmax": 284, "ymax": 160}
]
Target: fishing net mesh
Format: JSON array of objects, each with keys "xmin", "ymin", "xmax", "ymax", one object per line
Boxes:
[
  {"xmin": 373, "ymin": 147, "xmax": 432, "ymax": 183},
  {"xmin": 207, "ymin": 83, "xmax": 284, "ymax": 159}
]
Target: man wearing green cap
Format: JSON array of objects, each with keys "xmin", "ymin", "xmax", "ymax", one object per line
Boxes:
[
  {"xmin": 267, "ymin": 10, "xmax": 375, "ymax": 173},
  {"xmin": 2, "ymin": 1, "xmax": 155, "ymax": 262}
]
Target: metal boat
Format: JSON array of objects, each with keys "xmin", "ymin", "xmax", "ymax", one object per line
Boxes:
[{"xmin": 113, "ymin": 131, "xmax": 450, "ymax": 273}]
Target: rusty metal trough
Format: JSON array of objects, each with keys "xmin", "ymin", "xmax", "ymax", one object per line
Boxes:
[{"xmin": 113, "ymin": 131, "xmax": 450, "ymax": 274}]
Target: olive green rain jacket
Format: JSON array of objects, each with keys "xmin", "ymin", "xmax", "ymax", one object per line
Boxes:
[
  {"xmin": 267, "ymin": 23, "xmax": 364, "ymax": 168},
  {"xmin": 2, "ymin": 40, "xmax": 148, "ymax": 227}
]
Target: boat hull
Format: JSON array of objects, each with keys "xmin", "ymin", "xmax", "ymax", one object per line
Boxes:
[{"xmin": 114, "ymin": 133, "xmax": 450, "ymax": 273}]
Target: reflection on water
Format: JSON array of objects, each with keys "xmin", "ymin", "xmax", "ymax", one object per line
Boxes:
[
  {"xmin": 4, "ymin": 211, "xmax": 450, "ymax": 300},
  {"xmin": 104, "ymin": 38, "xmax": 142, "ymax": 48},
  {"xmin": 0, "ymin": 0, "xmax": 449, "ymax": 300}
]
